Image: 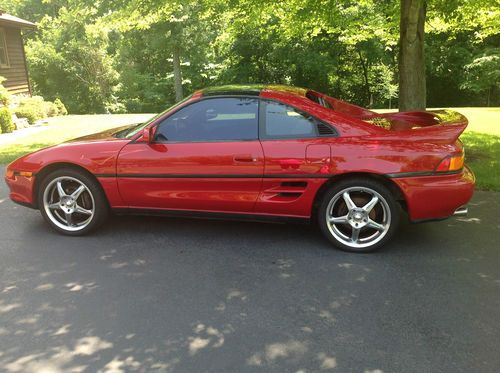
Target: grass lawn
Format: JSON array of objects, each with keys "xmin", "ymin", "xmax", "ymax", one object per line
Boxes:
[{"xmin": 0, "ymin": 108, "xmax": 498, "ymax": 190}]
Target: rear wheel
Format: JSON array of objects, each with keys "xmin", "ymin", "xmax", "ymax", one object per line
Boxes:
[
  {"xmin": 38, "ymin": 168, "xmax": 109, "ymax": 235},
  {"xmin": 318, "ymin": 178, "xmax": 400, "ymax": 252}
]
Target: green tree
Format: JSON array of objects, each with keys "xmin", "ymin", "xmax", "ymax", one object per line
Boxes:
[
  {"xmin": 106, "ymin": 0, "xmax": 222, "ymax": 102},
  {"xmin": 3, "ymin": 0, "xmax": 499, "ymax": 113},
  {"xmin": 462, "ymin": 49, "xmax": 500, "ymax": 106},
  {"xmin": 23, "ymin": 4, "xmax": 121, "ymax": 113}
]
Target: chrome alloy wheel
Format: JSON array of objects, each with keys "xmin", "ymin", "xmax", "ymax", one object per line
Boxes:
[
  {"xmin": 43, "ymin": 176, "xmax": 95, "ymax": 232},
  {"xmin": 325, "ymin": 186, "xmax": 391, "ymax": 249}
]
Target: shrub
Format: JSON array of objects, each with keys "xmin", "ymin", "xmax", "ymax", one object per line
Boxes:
[
  {"xmin": 14, "ymin": 105, "xmax": 43, "ymax": 124},
  {"xmin": 43, "ymin": 101, "xmax": 59, "ymax": 117},
  {"xmin": 23, "ymin": 96, "xmax": 45, "ymax": 108},
  {"xmin": 54, "ymin": 98, "xmax": 68, "ymax": 115},
  {"xmin": 14, "ymin": 96, "xmax": 47, "ymax": 124},
  {"xmin": 13, "ymin": 96, "xmax": 68, "ymax": 124},
  {"xmin": 0, "ymin": 107, "xmax": 15, "ymax": 133}
]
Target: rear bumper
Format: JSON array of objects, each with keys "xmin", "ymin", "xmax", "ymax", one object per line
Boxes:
[{"xmin": 393, "ymin": 165, "xmax": 475, "ymax": 222}]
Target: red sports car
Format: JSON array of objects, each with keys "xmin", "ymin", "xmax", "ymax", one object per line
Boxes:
[{"xmin": 5, "ymin": 85, "xmax": 474, "ymax": 252}]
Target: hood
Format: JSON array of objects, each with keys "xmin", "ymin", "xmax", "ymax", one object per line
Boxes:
[{"xmin": 65, "ymin": 124, "xmax": 137, "ymax": 143}]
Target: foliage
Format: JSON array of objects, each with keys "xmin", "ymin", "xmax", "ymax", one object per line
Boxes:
[
  {"xmin": 2, "ymin": 0, "xmax": 499, "ymax": 112},
  {"xmin": 14, "ymin": 105, "xmax": 41, "ymax": 124},
  {"xmin": 23, "ymin": 4, "xmax": 121, "ymax": 114},
  {"xmin": 54, "ymin": 98, "xmax": 68, "ymax": 115},
  {"xmin": 13, "ymin": 96, "xmax": 66, "ymax": 124},
  {"xmin": 462, "ymin": 49, "xmax": 500, "ymax": 106},
  {"xmin": 0, "ymin": 107, "xmax": 15, "ymax": 133},
  {"xmin": 43, "ymin": 101, "xmax": 59, "ymax": 117},
  {"xmin": 107, "ymin": 0, "xmax": 224, "ymax": 111}
]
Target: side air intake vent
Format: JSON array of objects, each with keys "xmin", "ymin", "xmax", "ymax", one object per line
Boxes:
[
  {"xmin": 317, "ymin": 122, "xmax": 336, "ymax": 136},
  {"xmin": 281, "ymin": 181, "xmax": 307, "ymax": 187}
]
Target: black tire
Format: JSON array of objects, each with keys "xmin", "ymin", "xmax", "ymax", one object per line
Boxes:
[
  {"xmin": 318, "ymin": 178, "xmax": 400, "ymax": 253},
  {"xmin": 38, "ymin": 168, "xmax": 109, "ymax": 235}
]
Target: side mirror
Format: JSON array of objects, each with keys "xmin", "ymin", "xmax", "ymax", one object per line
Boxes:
[{"xmin": 141, "ymin": 127, "xmax": 155, "ymax": 143}]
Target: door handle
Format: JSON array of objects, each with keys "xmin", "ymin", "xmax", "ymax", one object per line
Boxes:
[
  {"xmin": 279, "ymin": 159, "xmax": 304, "ymax": 169},
  {"xmin": 233, "ymin": 155, "xmax": 257, "ymax": 163},
  {"xmin": 280, "ymin": 159, "xmax": 304, "ymax": 166}
]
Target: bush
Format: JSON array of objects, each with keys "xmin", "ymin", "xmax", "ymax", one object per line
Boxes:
[
  {"xmin": 54, "ymin": 98, "xmax": 68, "ymax": 115},
  {"xmin": 23, "ymin": 96, "xmax": 45, "ymax": 106},
  {"xmin": 14, "ymin": 105, "xmax": 43, "ymax": 124},
  {"xmin": 14, "ymin": 96, "xmax": 47, "ymax": 124},
  {"xmin": 43, "ymin": 101, "xmax": 59, "ymax": 117},
  {"xmin": 13, "ymin": 96, "xmax": 68, "ymax": 124},
  {"xmin": 0, "ymin": 107, "xmax": 15, "ymax": 133}
]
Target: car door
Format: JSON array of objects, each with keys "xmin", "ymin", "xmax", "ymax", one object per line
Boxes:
[
  {"xmin": 255, "ymin": 99, "xmax": 334, "ymax": 216},
  {"xmin": 116, "ymin": 97, "xmax": 264, "ymax": 213}
]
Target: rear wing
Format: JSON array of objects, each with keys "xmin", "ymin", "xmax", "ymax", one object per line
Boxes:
[{"xmin": 369, "ymin": 110, "xmax": 468, "ymax": 143}]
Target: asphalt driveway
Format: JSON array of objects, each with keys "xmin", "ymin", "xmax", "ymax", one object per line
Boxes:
[{"xmin": 0, "ymin": 171, "xmax": 499, "ymax": 372}]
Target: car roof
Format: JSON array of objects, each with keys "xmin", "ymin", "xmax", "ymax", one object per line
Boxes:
[{"xmin": 198, "ymin": 84, "xmax": 307, "ymax": 97}]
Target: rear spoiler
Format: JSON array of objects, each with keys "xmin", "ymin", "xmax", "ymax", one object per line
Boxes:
[{"xmin": 371, "ymin": 110, "xmax": 468, "ymax": 143}]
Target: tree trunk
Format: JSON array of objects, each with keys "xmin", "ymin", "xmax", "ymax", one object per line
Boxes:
[
  {"xmin": 357, "ymin": 50, "xmax": 372, "ymax": 107},
  {"xmin": 172, "ymin": 44, "xmax": 183, "ymax": 101},
  {"xmin": 399, "ymin": 0, "xmax": 426, "ymax": 111}
]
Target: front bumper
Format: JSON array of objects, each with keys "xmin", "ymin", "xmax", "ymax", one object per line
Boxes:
[
  {"xmin": 4, "ymin": 173, "xmax": 37, "ymax": 208},
  {"xmin": 393, "ymin": 165, "xmax": 475, "ymax": 222}
]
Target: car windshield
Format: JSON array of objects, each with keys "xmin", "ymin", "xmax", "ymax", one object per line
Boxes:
[{"xmin": 115, "ymin": 95, "xmax": 194, "ymax": 139}]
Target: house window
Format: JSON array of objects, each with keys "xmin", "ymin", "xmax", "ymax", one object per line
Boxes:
[{"xmin": 0, "ymin": 28, "xmax": 9, "ymax": 68}]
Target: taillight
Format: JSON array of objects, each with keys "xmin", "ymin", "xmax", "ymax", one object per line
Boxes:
[{"xmin": 436, "ymin": 153, "xmax": 464, "ymax": 172}]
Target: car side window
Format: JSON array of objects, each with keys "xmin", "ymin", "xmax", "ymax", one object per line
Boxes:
[
  {"xmin": 155, "ymin": 98, "xmax": 259, "ymax": 142},
  {"xmin": 262, "ymin": 100, "xmax": 318, "ymax": 139}
]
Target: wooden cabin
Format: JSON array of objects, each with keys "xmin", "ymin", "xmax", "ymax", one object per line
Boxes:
[{"xmin": 0, "ymin": 11, "xmax": 36, "ymax": 96}]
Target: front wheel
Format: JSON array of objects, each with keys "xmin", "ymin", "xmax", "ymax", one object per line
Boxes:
[
  {"xmin": 318, "ymin": 178, "xmax": 400, "ymax": 253},
  {"xmin": 38, "ymin": 168, "xmax": 109, "ymax": 235}
]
